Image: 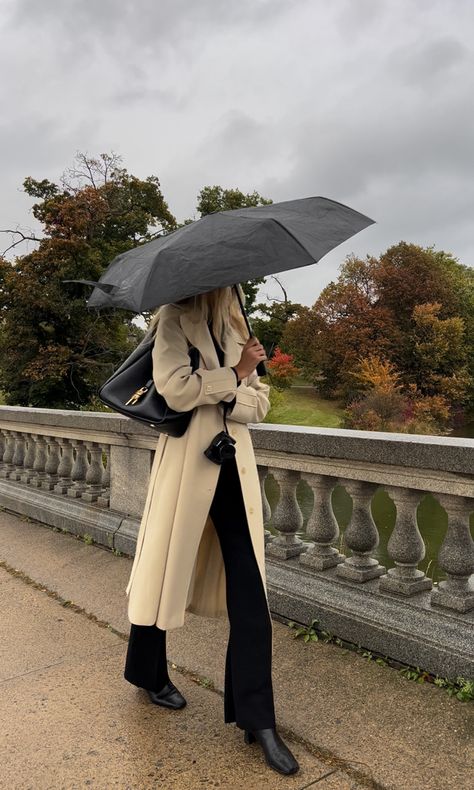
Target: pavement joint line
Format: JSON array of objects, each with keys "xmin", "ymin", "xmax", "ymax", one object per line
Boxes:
[
  {"xmin": 0, "ymin": 643, "xmax": 125, "ymax": 685},
  {"xmin": 295, "ymin": 768, "xmax": 339, "ymax": 789},
  {"xmin": 0, "ymin": 556, "xmax": 386, "ymax": 790},
  {"xmin": 0, "ymin": 558, "xmax": 128, "ymax": 639}
]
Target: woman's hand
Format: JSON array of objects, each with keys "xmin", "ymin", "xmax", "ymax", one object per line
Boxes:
[{"xmin": 233, "ymin": 336, "xmax": 267, "ymax": 380}]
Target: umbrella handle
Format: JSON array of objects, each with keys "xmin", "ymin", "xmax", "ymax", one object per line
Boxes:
[{"xmin": 232, "ymin": 285, "xmax": 267, "ymax": 377}]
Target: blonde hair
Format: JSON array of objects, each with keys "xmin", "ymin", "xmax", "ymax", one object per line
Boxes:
[{"xmin": 146, "ymin": 284, "xmax": 248, "ymax": 347}]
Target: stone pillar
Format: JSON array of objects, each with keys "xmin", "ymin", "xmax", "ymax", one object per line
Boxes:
[
  {"xmin": 0, "ymin": 431, "xmax": 5, "ymax": 469},
  {"xmin": 11, "ymin": 431, "xmax": 26, "ymax": 481},
  {"xmin": 0, "ymin": 431, "xmax": 15, "ymax": 478},
  {"xmin": 20, "ymin": 433, "xmax": 37, "ymax": 485},
  {"xmin": 299, "ymin": 472, "xmax": 345, "ymax": 570},
  {"xmin": 431, "ymin": 495, "xmax": 474, "ymax": 613},
  {"xmin": 336, "ymin": 479, "xmax": 386, "ymax": 581},
  {"xmin": 41, "ymin": 436, "xmax": 60, "ymax": 490},
  {"xmin": 30, "ymin": 434, "xmax": 47, "ymax": 487},
  {"xmin": 109, "ymin": 444, "xmax": 153, "ymax": 517},
  {"xmin": 82, "ymin": 441, "xmax": 105, "ymax": 503},
  {"xmin": 67, "ymin": 440, "xmax": 88, "ymax": 498},
  {"xmin": 54, "ymin": 438, "xmax": 74, "ymax": 495},
  {"xmin": 257, "ymin": 464, "xmax": 273, "ymax": 546},
  {"xmin": 379, "ymin": 486, "xmax": 432, "ymax": 595},
  {"xmin": 265, "ymin": 467, "xmax": 305, "ymax": 559},
  {"xmin": 97, "ymin": 445, "xmax": 111, "ymax": 507}
]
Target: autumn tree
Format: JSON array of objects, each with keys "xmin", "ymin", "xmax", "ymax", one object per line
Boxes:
[
  {"xmin": 343, "ymin": 352, "xmax": 453, "ymax": 434},
  {"xmin": 0, "ymin": 152, "xmax": 176, "ymax": 408},
  {"xmin": 374, "ymin": 242, "xmax": 474, "ymax": 395},
  {"xmin": 267, "ymin": 346, "xmax": 300, "ymax": 389},
  {"xmin": 282, "ymin": 257, "xmax": 398, "ymax": 399},
  {"xmin": 281, "ymin": 242, "xmax": 473, "ymax": 423}
]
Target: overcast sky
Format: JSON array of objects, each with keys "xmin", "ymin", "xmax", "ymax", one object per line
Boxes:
[{"xmin": 1, "ymin": 0, "xmax": 473, "ymax": 310}]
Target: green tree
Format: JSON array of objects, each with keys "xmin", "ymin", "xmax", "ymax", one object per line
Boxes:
[
  {"xmin": 411, "ymin": 302, "xmax": 471, "ymax": 403},
  {"xmin": 195, "ymin": 185, "xmax": 273, "ymax": 316},
  {"xmin": 196, "ymin": 185, "xmax": 272, "ymax": 215},
  {"xmin": 251, "ymin": 276, "xmax": 303, "ymax": 357},
  {"xmin": 0, "ymin": 152, "xmax": 176, "ymax": 408}
]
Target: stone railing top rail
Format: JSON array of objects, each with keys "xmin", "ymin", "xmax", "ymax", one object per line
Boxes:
[
  {"xmin": 0, "ymin": 405, "xmax": 473, "ymax": 475},
  {"xmin": 252, "ymin": 424, "xmax": 474, "ymax": 476}
]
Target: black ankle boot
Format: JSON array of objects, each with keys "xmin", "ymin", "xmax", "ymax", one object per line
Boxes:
[
  {"xmin": 244, "ymin": 727, "xmax": 299, "ymax": 775},
  {"xmin": 146, "ymin": 680, "xmax": 186, "ymax": 709}
]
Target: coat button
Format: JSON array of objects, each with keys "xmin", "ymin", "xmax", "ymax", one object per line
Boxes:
[
  {"xmin": 249, "ymin": 506, "xmax": 254, "ymax": 514},
  {"xmin": 241, "ymin": 467, "xmax": 246, "ymax": 474}
]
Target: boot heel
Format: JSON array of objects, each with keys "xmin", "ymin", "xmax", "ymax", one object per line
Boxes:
[{"xmin": 244, "ymin": 730, "xmax": 256, "ymax": 744}]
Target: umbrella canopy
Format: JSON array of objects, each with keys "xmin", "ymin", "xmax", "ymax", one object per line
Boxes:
[{"xmin": 64, "ymin": 196, "xmax": 374, "ymax": 312}]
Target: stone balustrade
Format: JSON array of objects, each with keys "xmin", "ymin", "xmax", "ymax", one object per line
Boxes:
[{"xmin": 1, "ymin": 406, "xmax": 473, "ymax": 678}]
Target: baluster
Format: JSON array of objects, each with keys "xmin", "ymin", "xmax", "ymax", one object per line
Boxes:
[
  {"xmin": 41, "ymin": 436, "xmax": 60, "ymax": 490},
  {"xmin": 0, "ymin": 431, "xmax": 6, "ymax": 470},
  {"xmin": 102, "ymin": 446, "xmax": 110, "ymax": 489},
  {"xmin": 0, "ymin": 431, "xmax": 15, "ymax": 478},
  {"xmin": 299, "ymin": 473, "xmax": 345, "ymax": 570},
  {"xmin": 265, "ymin": 468, "xmax": 305, "ymax": 559},
  {"xmin": 379, "ymin": 487, "xmax": 432, "ymax": 594},
  {"xmin": 431, "ymin": 495, "xmax": 474, "ymax": 613},
  {"xmin": 11, "ymin": 431, "xmax": 26, "ymax": 481},
  {"xmin": 67, "ymin": 440, "xmax": 88, "ymax": 498},
  {"xmin": 336, "ymin": 479, "xmax": 386, "ymax": 581},
  {"xmin": 20, "ymin": 433, "xmax": 37, "ymax": 484},
  {"xmin": 30, "ymin": 434, "xmax": 48, "ymax": 487},
  {"xmin": 97, "ymin": 445, "xmax": 110, "ymax": 507},
  {"xmin": 82, "ymin": 441, "xmax": 104, "ymax": 502},
  {"xmin": 257, "ymin": 464, "xmax": 273, "ymax": 545},
  {"xmin": 54, "ymin": 438, "xmax": 74, "ymax": 494}
]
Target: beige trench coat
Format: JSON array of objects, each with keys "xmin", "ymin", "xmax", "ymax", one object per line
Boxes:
[{"xmin": 125, "ymin": 302, "xmax": 273, "ymax": 647}]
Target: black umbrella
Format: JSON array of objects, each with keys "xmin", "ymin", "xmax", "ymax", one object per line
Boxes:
[
  {"xmin": 64, "ymin": 196, "xmax": 374, "ymax": 375},
  {"xmin": 65, "ymin": 196, "xmax": 374, "ymax": 309}
]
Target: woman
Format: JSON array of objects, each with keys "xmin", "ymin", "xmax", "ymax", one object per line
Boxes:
[{"xmin": 124, "ymin": 284, "xmax": 299, "ymax": 777}]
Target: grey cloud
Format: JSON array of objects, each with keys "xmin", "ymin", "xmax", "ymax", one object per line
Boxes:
[
  {"xmin": 109, "ymin": 86, "xmax": 189, "ymax": 111},
  {"xmin": 388, "ymin": 38, "xmax": 469, "ymax": 86},
  {"xmin": 336, "ymin": 0, "xmax": 385, "ymax": 37},
  {"xmin": 198, "ymin": 111, "xmax": 279, "ymax": 170},
  {"xmin": 1, "ymin": 0, "xmax": 473, "ymax": 309},
  {"xmin": 6, "ymin": 0, "xmax": 291, "ymax": 51}
]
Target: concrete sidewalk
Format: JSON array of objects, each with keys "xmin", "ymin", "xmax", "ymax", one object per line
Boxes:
[{"xmin": 0, "ymin": 510, "xmax": 472, "ymax": 790}]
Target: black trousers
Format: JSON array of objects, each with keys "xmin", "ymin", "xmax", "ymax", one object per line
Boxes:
[{"xmin": 124, "ymin": 454, "xmax": 276, "ymax": 731}]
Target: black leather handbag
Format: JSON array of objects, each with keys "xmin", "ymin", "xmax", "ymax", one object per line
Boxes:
[{"xmin": 98, "ymin": 332, "xmax": 201, "ymax": 437}]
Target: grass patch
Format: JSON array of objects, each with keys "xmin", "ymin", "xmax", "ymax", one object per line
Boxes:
[{"xmin": 264, "ymin": 385, "xmax": 344, "ymax": 428}]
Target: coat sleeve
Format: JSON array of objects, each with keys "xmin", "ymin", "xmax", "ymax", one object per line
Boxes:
[
  {"xmin": 152, "ymin": 307, "xmax": 238, "ymax": 412},
  {"xmin": 226, "ymin": 368, "xmax": 271, "ymax": 425}
]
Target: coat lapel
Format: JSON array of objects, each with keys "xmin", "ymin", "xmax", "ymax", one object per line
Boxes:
[{"xmin": 179, "ymin": 309, "xmax": 246, "ymax": 371}]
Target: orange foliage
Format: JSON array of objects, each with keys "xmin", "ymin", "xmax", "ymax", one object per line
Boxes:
[
  {"xmin": 350, "ymin": 354, "xmax": 402, "ymax": 394},
  {"xmin": 267, "ymin": 346, "xmax": 300, "ymax": 389}
]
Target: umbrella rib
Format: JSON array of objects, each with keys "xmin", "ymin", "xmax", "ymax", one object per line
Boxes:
[
  {"xmin": 268, "ymin": 217, "xmax": 316, "ymax": 263},
  {"xmin": 217, "ymin": 212, "xmax": 316, "ymax": 263}
]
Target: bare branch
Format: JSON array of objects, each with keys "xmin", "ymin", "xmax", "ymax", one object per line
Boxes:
[
  {"xmin": 60, "ymin": 151, "xmax": 124, "ymax": 193},
  {"xmin": 0, "ymin": 228, "xmax": 42, "ymax": 255},
  {"xmin": 259, "ymin": 275, "xmax": 289, "ymax": 305},
  {"xmin": 270, "ymin": 274, "xmax": 288, "ymax": 303},
  {"xmin": 135, "ymin": 225, "xmax": 165, "ymax": 244},
  {"xmin": 263, "ymin": 291, "xmax": 285, "ymax": 303}
]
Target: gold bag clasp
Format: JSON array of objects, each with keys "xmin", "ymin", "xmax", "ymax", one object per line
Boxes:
[{"xmin": 125, "ymin": 386, "xmax": 149, "ymax": 406}]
